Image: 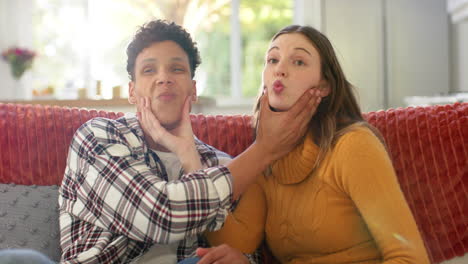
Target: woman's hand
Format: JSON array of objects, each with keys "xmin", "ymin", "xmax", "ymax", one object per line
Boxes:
[
  {"xmin": 255, "ymin": 88, "xmax": 321, "ymax": 163},
  {"xmin": 137, "ymin": 96, "xmax": 202, "ymax": 172},
  {"xmin": 196, "ymin": 245, "xmax": 249, "ymax": 264}
]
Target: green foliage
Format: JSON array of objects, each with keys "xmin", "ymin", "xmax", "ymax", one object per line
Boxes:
[
  {"xmin": 197, "ymin": 29, "xmax": 231, "ymax": 96},
  {"xmin": 197, "ymin": 0, "xmax": 292, "ymax": 98}
]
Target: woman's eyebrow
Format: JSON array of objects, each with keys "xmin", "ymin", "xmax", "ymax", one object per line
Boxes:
[
  {"xmin": 294, "ymin": 47, "xmax": 311, "ymax": 56},
  {"xmin": 267, "ymin": 46, "xmax": 312, "ymax": 57},
  {"xmin": 267, "ymin": 46, "xmax": 279, "ymax": 53}
]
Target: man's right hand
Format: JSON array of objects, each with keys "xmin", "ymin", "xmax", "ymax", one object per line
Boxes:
[
  {"xmin": 227, "ymin": 88, "xmax": 321, "ymax": 200},
  {"xmin": 255, "ymin": 88, "xmax": 321, "ymax": 164},
  {"xmin": 196, "ymin": 245, "xmax": 249, "ymax": 264}
]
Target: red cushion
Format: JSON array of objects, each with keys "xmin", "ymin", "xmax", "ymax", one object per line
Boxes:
[{"xmin": 363, "ymin": 103, "xmax": 468, "ymax": 263}]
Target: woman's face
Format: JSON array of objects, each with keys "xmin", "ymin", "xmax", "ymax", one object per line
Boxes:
[{"xmin": 262, "ymin": 33, "xmax": 329, "ymax": 112}]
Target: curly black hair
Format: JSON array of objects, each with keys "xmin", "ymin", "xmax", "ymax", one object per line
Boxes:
[{"xmin": 126, "ymin": 19, "xmax": 201, "ymax": 80}]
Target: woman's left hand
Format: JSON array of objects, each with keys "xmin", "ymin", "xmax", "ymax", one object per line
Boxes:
[{"xmin": 196, "ymin": 244, "xmax": 249, "ymax": 264}]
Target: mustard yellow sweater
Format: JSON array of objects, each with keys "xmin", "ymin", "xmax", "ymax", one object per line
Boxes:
[{"xmin": 207, "ymin": 126, "xmax": 429, "ymax": 264}]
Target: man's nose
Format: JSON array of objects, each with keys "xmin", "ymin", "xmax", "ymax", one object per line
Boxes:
[{"xmin": 156, "ymin": 71, "xmax": 173, "ymax": 85}]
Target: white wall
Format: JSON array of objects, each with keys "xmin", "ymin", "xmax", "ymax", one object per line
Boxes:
[
  {"xmin": 0, "ymin": 0, "xmax": 34, "ymax": 100},
  {"xmin": 322, "ymin": 0, "xmax": 384, "ymax": 112},
  {"xmin": 320, "ymin": 0, "xmax": 450, "ymax": 111},
  {"xmin": 451, "ymin": 20, "xmax": 468, "ymax": 92},
  {"xmin": 386, "ymin": 0, "xmax": 450, "ymax": 107},
  {"xmin": 294, "ymin": 0, "xmax": 322, "ymax": 30}
]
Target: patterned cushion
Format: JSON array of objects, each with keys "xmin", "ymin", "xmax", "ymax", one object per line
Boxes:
[{"xmin": 0, "ymin": 184, "xmax": 60, "ymax": 261}]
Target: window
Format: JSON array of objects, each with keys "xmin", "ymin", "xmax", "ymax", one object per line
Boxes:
[
  {"xmin": 198, "ymin": 0, "xmax": 293, "ymax": 99},
  {"xmin": 32, "ymin": 0, "xmax": 292, "ymax": 101}
]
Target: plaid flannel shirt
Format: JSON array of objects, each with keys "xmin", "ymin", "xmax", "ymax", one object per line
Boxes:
[{"xmin": 58, "ymin": 114, "xmax": 235, "ymax": 264}]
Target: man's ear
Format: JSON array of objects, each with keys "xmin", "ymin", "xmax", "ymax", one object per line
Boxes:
[
  {"xmin": 191, "ymin": 80, "xmax": 197, "ymax": 102},
  {"xmin": 319, "ymin": 80, "xmax": 331, "ymax": 97},
  {"xmin": 128, "ymin": 81, "xmax": 137, "ymax": 104}
]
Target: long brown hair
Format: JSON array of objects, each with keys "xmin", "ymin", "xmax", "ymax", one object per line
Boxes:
[{"xmin": 253, "ymin": 25, "xmax": 384, "ymax": 171}]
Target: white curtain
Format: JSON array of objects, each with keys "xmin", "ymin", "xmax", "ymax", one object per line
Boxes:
[{"xmin": 0, "ymin": 0, "xmax": 34, "ymax": 100}]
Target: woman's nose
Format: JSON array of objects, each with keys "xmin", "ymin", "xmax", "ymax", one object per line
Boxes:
[
  {"xmin": 275, "ymin": 71, "xmax": 287, "ymax": 77},
  {"xmin": 274, "ymin": 63, "xmax": 288, "ymax": 77}
]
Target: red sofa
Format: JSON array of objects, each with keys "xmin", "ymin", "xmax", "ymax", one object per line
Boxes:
[{"xmin": 0, "ymin": 102, "xmax": 466, "ymax": 263}]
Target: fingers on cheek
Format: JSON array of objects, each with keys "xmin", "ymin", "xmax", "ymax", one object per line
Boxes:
[
  {"xmin": 199, "ymin": 255, "xmax": 213, "ymax": 264},
  {"xmin": 208, "ymin": 251, "xmax": 222, "ymax": 263}
]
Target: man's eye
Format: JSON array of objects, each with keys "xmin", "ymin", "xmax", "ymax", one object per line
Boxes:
[
  {"xmin": 173, "ymin": 68, "xmax": 184, "ymax": 72},
  {"xmin": 143, "ymin": 68, "xmax": 154, "ymax": 73}
]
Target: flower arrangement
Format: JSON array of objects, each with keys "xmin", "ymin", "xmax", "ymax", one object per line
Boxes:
[{"xmin": 1, "ymin": 47, "xmax": 36, "ymax": 80}]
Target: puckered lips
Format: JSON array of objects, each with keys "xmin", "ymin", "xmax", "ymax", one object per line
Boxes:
[
  {"xmin": 273, "ymin": 80, "xmax": 284, "ymax": 94},
  {"xmin": 157, "ymin": 91, "xmax": 176, "ymax": 102}
]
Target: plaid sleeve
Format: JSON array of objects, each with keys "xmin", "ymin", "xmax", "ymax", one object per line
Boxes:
[
  {"xmin": 245, "ymin": 250, "xmax": 263, "ymax": 264},
  {"xmin": 239, "ymin": 240, "xmax": 264, "ymax": 264},
  {"xmin": 61, "ymin": 118, "xmax": 234, "ymax": 245}
]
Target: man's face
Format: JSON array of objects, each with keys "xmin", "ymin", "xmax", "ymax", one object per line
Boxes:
[{"xmin": 129, "ymin": 40, "xmax": 196, "ymax": 130}]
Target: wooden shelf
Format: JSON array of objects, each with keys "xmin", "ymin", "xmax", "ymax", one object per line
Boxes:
[
  {"xmin": 1, "ymin": 96, "xmax": 216, "ymax": 108},
  {"xmin": 1, "ymin": 98, "xmax": 130, "ymax": 108}
]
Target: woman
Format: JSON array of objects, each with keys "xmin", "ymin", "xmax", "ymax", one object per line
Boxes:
[{"xmin": 197, "ymin": 25, "xmax": 430, "ymax": 264}]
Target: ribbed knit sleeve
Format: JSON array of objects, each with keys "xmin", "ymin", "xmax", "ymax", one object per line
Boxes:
[
  {"xmin": 206, "ymin": 181, "xmax": 267, "ymax": 253},
  {"xmin": 331, "ymin": 127, "xmax": 430, "ymax": 264}
]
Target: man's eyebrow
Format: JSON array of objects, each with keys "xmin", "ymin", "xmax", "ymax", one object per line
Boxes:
[
  {"xmin": 141, "ymin": 58, "xmax": 156, "ymax": 64},
  {"xmin": 170, "ymin": 57, "xmax": 186, "ymax": 62},
  {"xmin": 140, "ymin": 57, "xmax": 186, "ymax": 64}
]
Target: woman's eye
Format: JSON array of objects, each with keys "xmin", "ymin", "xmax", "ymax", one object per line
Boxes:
[
  {"xmin": 294, "ymin": 60, "xmax": 305, "ymax": 66},
  {"xmin": 267, "ymin": 58, "xmax": 278, "ymax": 64}
]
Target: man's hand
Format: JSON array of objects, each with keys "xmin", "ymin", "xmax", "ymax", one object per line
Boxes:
[
  {"xmin": 226, "ymin": 88, "xmax": 322, "ymax": 200},
  {"xmin": 255, "ymin": 88, "xmax": 321, "ymax": 164},
  {"xmin": 196, "ymin": 245, "xmax": 249, "ymax": 264},
  {"xmin": 137, "ymin": 96, "xmax": 202, "ymax": 172}
]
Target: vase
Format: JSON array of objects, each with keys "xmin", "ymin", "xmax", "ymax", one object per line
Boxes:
[
  {"xmin": 12, "ymin": 74, "xmax": 31, "ymax": 100},
  {"xmin": 12, "ymin": 66, "xmax": 26, "ymax": 79},
  {"xmin": 11, "ymin": 61, "xmax": 32, "ymax": 80}
]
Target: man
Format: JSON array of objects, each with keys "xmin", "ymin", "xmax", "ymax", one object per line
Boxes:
[{"xmin": 58, "ymin": 19, "xmax": 320, "ymax": 264}]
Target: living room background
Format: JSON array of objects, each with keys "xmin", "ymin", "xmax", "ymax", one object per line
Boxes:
[{"xmin": 0, "ymin": 0, "xmax": 467, "ymax": 114}]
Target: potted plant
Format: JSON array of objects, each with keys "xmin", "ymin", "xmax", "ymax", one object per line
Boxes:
[{"xmin": 1, "ymin": 47, "xmax": 36, "ymax": 80}]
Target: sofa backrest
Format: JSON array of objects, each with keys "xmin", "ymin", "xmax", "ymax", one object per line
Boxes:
[
  {"xmin": 0, "ymin": 104, "xmax": 253, "ymax": 185},
  {"xmin": 0, "ymin": 102, "xmax": 466, "ymax": 263}
]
